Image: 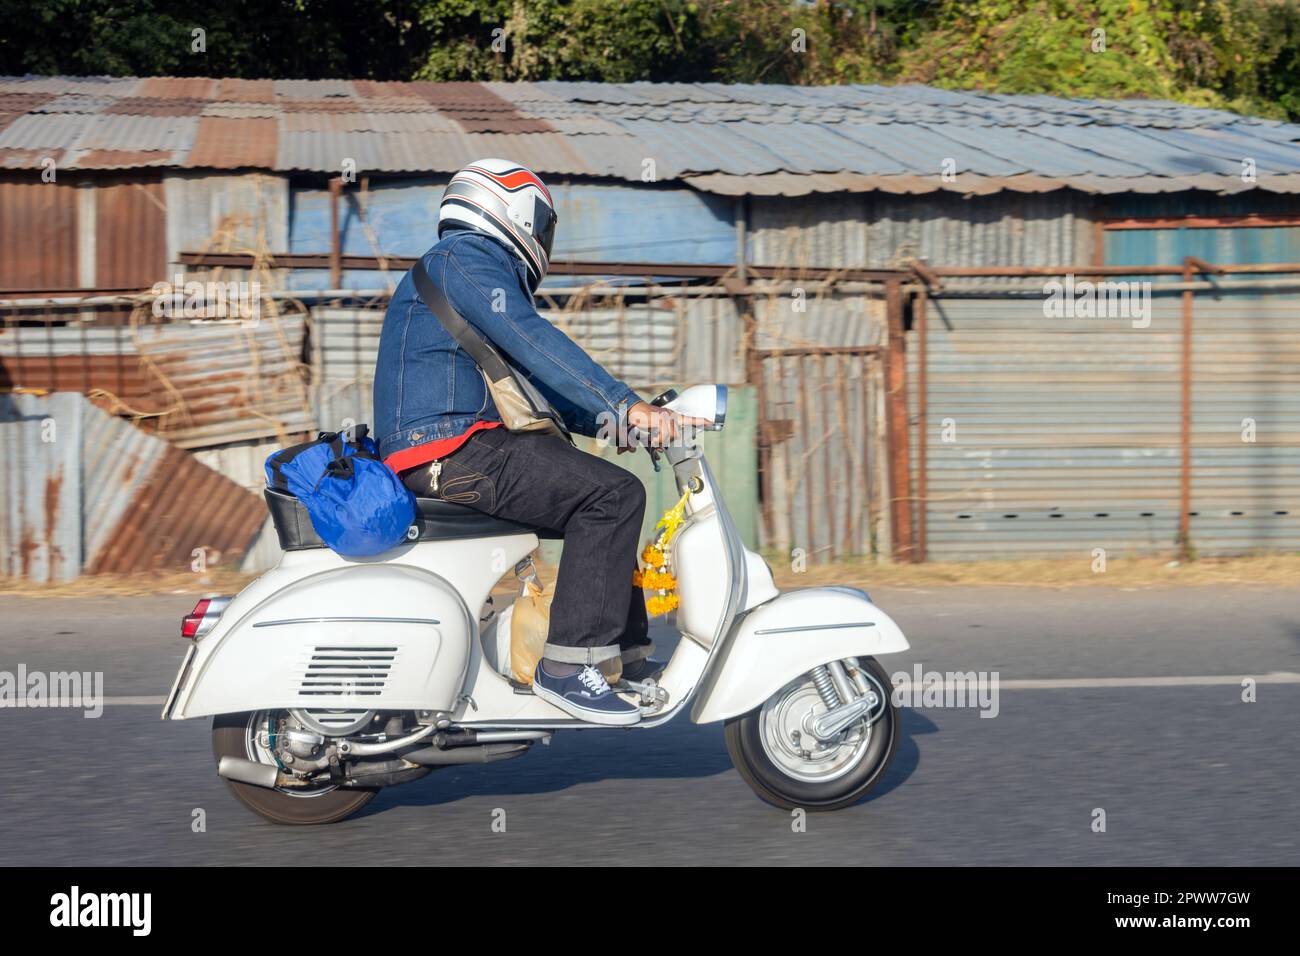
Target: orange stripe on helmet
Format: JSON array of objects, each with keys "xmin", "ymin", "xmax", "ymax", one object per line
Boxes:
[{"xmin": 462, "ymin": 165, "xmax": 553, "ymax": 204}]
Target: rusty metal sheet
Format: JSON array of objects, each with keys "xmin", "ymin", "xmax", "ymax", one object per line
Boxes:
[
  {"xmin": 214, "ymin": 78, "xmax": 275, "ymax": 102},
  {"xmin": 0, "ymin": 311, "xmax": 315, "ymax": 443},
  {"xmin": 75, "ymin": 148, "xmax": 175, "ymax": 168},
  {"xmin": 0, "ymin": 355, "xmax": 157, "ymax": 411},
  {"xmin": 86, "ymin": 441, "xmax": 266, "ymax": 574},
  {"xmin": 94, "ymin": 174, "xmax": 167, "ymax": 292},
  {"xmin": 0, "ymin": 91, "xmax": 55, "ymax": 131},
  {"xmin": 103, "ymin": 97, "xmax": 207, "ymax": 116},
  {"xmin": 186, "ymin": 115, "xmax": 277, "ymax": 169},
  {"xmin": 135, "ymin": 77, "xmax": 216, "ymax": 100},
  {"xmin": 0, "ymin": 392, "xmax": 82, "ymax": 582},
  {"xmin": 279, "ymin": 98, "xmax": 378, "ymax": 113},
  {"xmin": 0, "ymin": 176, "xmax": 78, "ymax": 290},
  {"xmin": 353, "ymin": 80, "xmax": 427, "ymax": 101},
  {"xmin": 0, "ymin": 147, "xmax": 63, "ymax": 168},
  {"xmin": 410, "ymin": 81, "xmax": 553, "ymax": 133},
  {"xmin": 1, "ymin": 391, "xmax": 268, "ymax": 579},
  {"xmin": 280, "ymin": 109, "xmax": 458, "ymax": 133},
  {"xmin": 134, "ymin": 312, "xmax": 316, "ymax": 447}
]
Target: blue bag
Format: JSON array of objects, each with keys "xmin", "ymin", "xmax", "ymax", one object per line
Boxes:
[{"xmin": 264, "ymin": 426, "xmax": 416, "ymax": 557}]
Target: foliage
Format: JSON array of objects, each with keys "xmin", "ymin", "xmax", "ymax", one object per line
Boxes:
[{"xmin": 3, "ymin": 0, "xmax": 1299, "ymax": 120}]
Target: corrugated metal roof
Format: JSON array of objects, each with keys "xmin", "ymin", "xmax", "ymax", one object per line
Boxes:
[
  {"xmin": 1, "ymin": 75, "xmax": 1299, "ymax": 194},
  {"xmin": 187, "ymin": 115, "xmax": 277, "ymax": 168}
]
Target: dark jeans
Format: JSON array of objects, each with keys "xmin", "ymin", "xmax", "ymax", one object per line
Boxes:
[{"xmin": 401, "ymin": 428, "xmax": 651, "ymax": 666}]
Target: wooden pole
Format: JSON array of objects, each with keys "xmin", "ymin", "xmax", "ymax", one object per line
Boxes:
[
  {"xmin": 329, "ymin": 176, "xmax": 343, "ymax": 291},
  {"xmin": 1180, "ymin": 257, "xmax": 1194, "ymax": 560},
  {"xmin": 915, "ymin": 289, "xmax": 928, "ymax": 563},
  {"xmin": 884, "ymin": 278, "xmax": 914, "ymax": 562}
]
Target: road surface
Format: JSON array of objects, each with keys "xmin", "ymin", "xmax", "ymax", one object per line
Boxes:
[{"xmin": 0, "ymin": 585, "xmax": 1296, "ymax": 865}]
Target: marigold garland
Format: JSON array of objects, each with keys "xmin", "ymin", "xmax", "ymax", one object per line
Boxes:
[{"xmin": 635, "ymin": 487, "xmax": 692, "ymax": 617}]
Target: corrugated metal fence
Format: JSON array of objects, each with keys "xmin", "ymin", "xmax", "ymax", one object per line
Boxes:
[
  {"xmin": 0, "ymin": 392, "xmax": 266, "ymax": 581},
  {"xmin": 908, "ymin": 294, "xmax": 1300, "ymax": 559}
]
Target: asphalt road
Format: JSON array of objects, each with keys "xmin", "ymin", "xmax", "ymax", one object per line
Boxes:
[{"xmin": 0, "ymin": 585, "xmax": 1297, "ymax": 866}]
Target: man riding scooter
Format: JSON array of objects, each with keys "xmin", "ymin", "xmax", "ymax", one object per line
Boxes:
[{"xmin": 374, "ymin": 158, "xmax": 690, "ymax": 726}]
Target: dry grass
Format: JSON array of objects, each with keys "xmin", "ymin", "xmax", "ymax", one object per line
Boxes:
[
  {"xmin": 1, "ymin": 553, "xmax": 1296, "ymax": 599},
  {"xmin": 0, "ymin": 569, "xmax": 257, "ymax": 599},
  {"xmin": 771, "ymin": 552, "xmax": 1300, "ymax": 591}
]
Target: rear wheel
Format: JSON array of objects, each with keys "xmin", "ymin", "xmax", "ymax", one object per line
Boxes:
[
  {"xmin": 212, "ymin": 711, "xmax": 377, "ymax": 825},
  {"xmin": 725, "ymin": 656, "xmax": 898, "ymax": 811}
]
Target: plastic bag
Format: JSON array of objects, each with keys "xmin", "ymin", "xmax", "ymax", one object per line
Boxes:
[{"xmin": 509, "ymin": 579, "xmax": 622, "ymax": 686}]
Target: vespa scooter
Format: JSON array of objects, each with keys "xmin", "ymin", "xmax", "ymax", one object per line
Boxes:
[{"xmin": 162, "ymin": 384, "xmax": 909, "ymax": 824}]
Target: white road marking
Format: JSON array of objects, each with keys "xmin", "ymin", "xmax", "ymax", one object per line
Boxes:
[
  {"xmin": 895, "ymin": 672, "xmax": 1300, "ymax": 691},
  {"xmin": 104, "ymin": 696, "xmax": 166, "ymax": 705},
  {"xmin": 89, "ymin": 672, "xmax": 1300, "ymax": 707}
]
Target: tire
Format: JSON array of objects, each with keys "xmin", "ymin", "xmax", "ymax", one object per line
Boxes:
[
  {"xmin": 212, "ymin": 712, "xmax": 377, "ymax": 825},
  {"xmin": 725, "ymin": 656, "xmax": 898, "ymax": 812}
]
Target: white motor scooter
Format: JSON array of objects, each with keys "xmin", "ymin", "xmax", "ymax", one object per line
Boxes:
[{"xmin": 163, "ymin": 385, "xmax": 910, "ymax": 824}]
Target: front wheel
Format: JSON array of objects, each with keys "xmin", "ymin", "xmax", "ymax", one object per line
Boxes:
[
  {"xmin": 212, "ymin": 711, "xmax": 377, "ymax": 825},
  {"xmin": 725, "ymin": 656, "xmax": 898, "ymax": 811}
]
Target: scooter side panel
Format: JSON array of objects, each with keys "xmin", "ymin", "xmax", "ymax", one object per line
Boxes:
[
  {"xmin": 690, "ymin": 587, "xmax": 909, "ymax": 724},
  {"xmin": 175, "ymin": 562, "xmax": 474, "ymax": 718}
]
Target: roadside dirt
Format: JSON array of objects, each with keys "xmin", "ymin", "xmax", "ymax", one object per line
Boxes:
[{"xmin": 2, "ymin": 553, "xmax": 1295, "ymax": 598}]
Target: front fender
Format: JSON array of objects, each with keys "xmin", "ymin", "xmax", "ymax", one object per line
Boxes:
[{"xmin": 690, "ymin": 587, "xmax": 909, "ymax": 724}]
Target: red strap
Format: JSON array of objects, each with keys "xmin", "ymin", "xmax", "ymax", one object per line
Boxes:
[{"xmin": 383, "ymin": 421, "xmax": 501, "ymax": 475}]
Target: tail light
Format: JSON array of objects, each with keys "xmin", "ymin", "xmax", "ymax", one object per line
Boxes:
[{"xmin": 182, "ymin": 596, "xmax": 232, "ymax": 640}]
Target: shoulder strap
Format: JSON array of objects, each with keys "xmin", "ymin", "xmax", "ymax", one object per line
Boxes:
[
  {"xmin": 410, "ymin": 259, "xmax": 572, "ymax": 443},
  {"xmin": 411, "ymin": 259, "xmax": 514, "ymax": 384}
]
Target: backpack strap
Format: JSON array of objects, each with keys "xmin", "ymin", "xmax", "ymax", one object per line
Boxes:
[
  {"xmin": 411, "ymin": 259, "xmax": 517, "ymax": 384},
  {"xmin": 410, "ymin": 259, "xmax": 571, "ymax": 441}
]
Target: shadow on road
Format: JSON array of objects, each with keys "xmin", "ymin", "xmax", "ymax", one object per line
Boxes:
[{"xmin": 357, "ymin": 706, "xmax": 935, "ymax": 817}]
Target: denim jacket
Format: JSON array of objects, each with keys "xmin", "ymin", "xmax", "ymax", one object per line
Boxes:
[{"xmin": 373, "ymin": 230, "xmax": 642, "ymax": 461}]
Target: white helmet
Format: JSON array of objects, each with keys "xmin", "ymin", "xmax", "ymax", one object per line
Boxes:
[{"xmin": 438, "ymin": 158, "xmax": 557, "ymax": 292}]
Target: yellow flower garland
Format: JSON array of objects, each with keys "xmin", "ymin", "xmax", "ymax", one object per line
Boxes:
[{"xmin": 634, "ymin": 487, "xmax": 692, "ymax": 616}]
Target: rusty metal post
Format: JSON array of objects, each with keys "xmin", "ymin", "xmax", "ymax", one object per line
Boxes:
[
  {"xmin": 329, "ymin": 176, "xmax": 343, "ymax": 290},
  {"xmin": 739, "ymin": 293, "xmax": 773, "ymax": 547},
  {"xmin": 1179, "ymin": 257, "xmax": 1194, "ymax": 560},
  {"xmin": 884, "ymin": 278, "xmax": 914, "ymax": 562},
  {"xmin": 915, "ymin": 288, "xmax": 928, "ymax": 563}
]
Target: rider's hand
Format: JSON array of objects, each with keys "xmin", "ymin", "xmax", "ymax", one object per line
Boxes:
[
  {"xmin": 621, "ymin": 401, "xmax": 712, "ymax": 452},
  {"xmin": 625, "ymin": 401, "xmax": 679, "ymax": 449}
]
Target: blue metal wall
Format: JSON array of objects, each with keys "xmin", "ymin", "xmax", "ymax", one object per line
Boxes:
[
  {"xmin": 287, "ymin": 179, "xmax": 736, "ymax": 292},
  {"xmin": 1103, "ymin": 192, "xmax": 1300, "ymax": 278}
]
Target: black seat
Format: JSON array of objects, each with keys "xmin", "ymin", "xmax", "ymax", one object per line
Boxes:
[{"xmin": 264, "ymin": 487, "xmax": 556, "ymax": 552}]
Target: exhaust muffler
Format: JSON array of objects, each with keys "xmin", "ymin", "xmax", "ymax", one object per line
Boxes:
[{"xmin": 217, "ymin": 756, "xmax": 281, "ymax": 789}]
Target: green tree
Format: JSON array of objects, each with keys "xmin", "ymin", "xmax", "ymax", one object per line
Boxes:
[{"xmin": 3, "ymin": 0, "xmax": 1299, "ymax": 120}]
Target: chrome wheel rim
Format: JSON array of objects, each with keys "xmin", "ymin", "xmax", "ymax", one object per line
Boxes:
[
  {"xmin": 243, "ymin": 710, "xmax": 338, "ymax": 799},
  {"xmin": 758, "ymin": 673, "xmax": 877, "ymax": 784}
]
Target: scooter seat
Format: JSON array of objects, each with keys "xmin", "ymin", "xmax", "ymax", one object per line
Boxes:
[{"xmin": 264, "ymin": 487, "xmax": 557, "ymax": 552}]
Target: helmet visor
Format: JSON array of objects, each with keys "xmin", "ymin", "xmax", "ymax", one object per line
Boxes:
[{"xmin": 533, "ymin": 197, "xmax": 557, "ymax": 260}]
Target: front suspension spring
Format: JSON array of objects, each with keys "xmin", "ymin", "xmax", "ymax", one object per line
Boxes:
[{"xmin": 811, "ymin": 665, "xmax": 841, "ymax": 709}]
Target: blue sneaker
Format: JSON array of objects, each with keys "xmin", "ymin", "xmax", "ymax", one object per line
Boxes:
[
  {"xmin": 620, "ymin": 656, "xmax": 667, "ymax": 683},
  {"xmin": 532, "ymin": 662, "xmax": 641, "ymax": 726}
]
